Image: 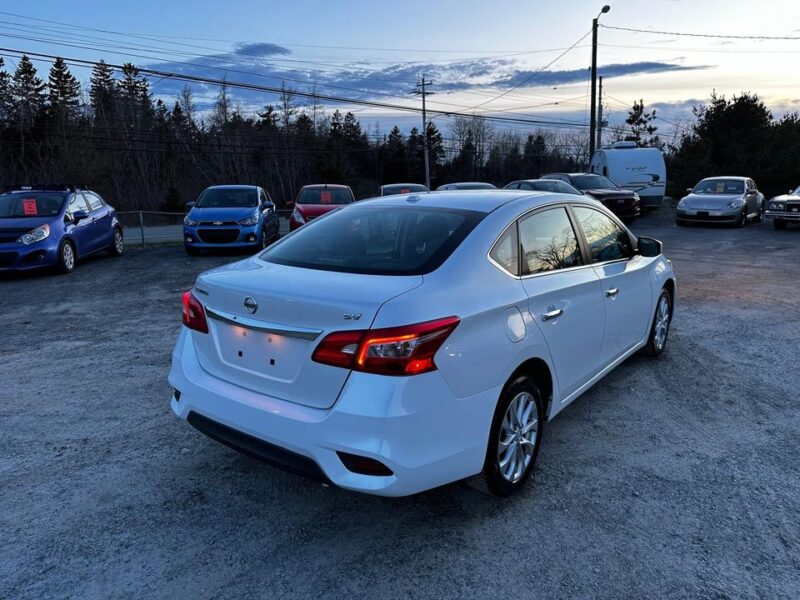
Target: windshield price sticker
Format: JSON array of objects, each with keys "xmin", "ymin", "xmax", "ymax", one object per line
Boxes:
[
  {"xmin": 320, "ymin": 190, "xmax": 332, "ymax": 203},
  {"xmin": 22, "ymin": 198, "xmax": 38, "ymax": 215}
]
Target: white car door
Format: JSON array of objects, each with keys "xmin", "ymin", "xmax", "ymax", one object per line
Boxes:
[
  {"xmin": 520, "ymin": 206, "xmax": 605, "ymax": 400},
  {"xmin": 571, "ymin": 205, "xmax": 653, "ymax": 367}
]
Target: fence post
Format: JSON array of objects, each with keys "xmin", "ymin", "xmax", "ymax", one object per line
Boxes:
[{"xmin": 138, "ymin": 211, "xmax": 146, "ymax": 248}]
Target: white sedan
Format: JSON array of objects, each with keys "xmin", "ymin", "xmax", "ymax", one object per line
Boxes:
[{"xmin": 169, "ymin": 191, "xmax": 675, "ymax": 497}]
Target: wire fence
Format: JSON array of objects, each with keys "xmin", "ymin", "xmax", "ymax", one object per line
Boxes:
[{"xmin": 117, "ymin": 210, "xmax": 292, "ymax": 247}]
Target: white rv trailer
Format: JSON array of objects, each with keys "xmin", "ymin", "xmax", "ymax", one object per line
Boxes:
[{"xmin": 590, "ymin": 141, "xmax": 666, "ymax": 208}]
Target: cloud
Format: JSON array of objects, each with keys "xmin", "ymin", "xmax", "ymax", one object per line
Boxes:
[
  {"xmin": 233, "ymin": 42, "xmax": 291, "ymax": 57},
  {"xmin": 494, "ymin": 61, "xmax": 710, "ymax": 88}
]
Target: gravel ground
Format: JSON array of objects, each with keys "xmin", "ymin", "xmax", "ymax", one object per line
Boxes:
[{"xmin": 2, "ymin": 207, "xmax": 799, "ymax": 599}]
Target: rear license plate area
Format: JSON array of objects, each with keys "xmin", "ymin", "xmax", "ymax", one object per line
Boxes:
[{"xmin": 214, "ymin": 322, "xmax": 307, "ymax": 380}]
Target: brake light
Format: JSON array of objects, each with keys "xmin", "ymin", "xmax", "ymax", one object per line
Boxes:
[
  {"xmin": 182, "ymin": 290, "xmax": 208, "ymax": 333},
  {"xmin": 312, "ymin": 317, "xmax": 459, "ymax": 376}
]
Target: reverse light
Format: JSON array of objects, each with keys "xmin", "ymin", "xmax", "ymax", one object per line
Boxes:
[
  {"xmin": 181, "ymin": 290, "xmax": 209, "ymax": 333},
  {"xmin": 18, "ymin": 223, "xmax": 50, "ymax": 245},
  {"xmin": 239, "ymin": 210, "xmax": 260, "ymax": 226},
  {"xmin": 312, "ymin": 317, "xmax": 460, "ymax": 376}
]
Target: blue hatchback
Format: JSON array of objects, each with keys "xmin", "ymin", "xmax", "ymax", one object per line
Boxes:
[
  {"xmin": 0, "ymin": 185, "xmax": 123, "ymax": 274},
  {"xmin": 183, "ymin": 185, "xmax": 280, "ymax": 255}
]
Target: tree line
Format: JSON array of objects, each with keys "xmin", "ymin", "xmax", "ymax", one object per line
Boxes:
[{"xmin": 0, "ymin": 55, "xmax": 798, "ymax": 209}]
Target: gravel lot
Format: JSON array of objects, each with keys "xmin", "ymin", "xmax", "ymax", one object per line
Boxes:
[{"xmin": 2, "ymin": 207, "xmax": 799, "ymax": 599}]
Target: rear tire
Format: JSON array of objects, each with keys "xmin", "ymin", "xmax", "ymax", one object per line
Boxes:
[
  {"xmin": 58, "ymin": 240, "xmax": 76, "ymax": 274},
  {"xmin": 643, "ymin": 288, "xmax": 671, "ymax": 356},
  {"xmin": 478, "ymin": 376, "xmax": 544, "ymax": 497},
  {"xmin": 774, "ymin": 219, "xmax": 788, "ymax": 230},
  {"xmin": 108, "ymin": 228, "xmax": 124, "ymax": 257}
]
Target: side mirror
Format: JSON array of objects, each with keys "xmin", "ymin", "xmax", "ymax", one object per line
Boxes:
[
  {"xmin": 637, "ymin": 236, "xmax": 662, "ymax": 258},
  {"xmin": 72, "ymin": 209, "xmax": 89, "ymax": 223},
  {"xmin": 685, "ymin": 187, "xmax": 693, "ymax": 194},
  {"xmin": 186, "ymin": 201, "xmax": 195, "ymax": 208}
]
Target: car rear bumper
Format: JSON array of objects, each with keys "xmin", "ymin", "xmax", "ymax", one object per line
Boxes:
[
  {"xmin": 0, "ymin": 239, "xmax": 60, "ymax": 271},
  {"xmin": 765, "ymin": 210, "xmax": 800, "ymax": 221},
  {"xmin": 168, "ymin": 328, "xmax": 497, "ymax": 496}
]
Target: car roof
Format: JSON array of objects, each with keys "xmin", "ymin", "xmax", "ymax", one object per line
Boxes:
[
  {"xmin": 204, "ymin": 185, "xmax": 259, "ymax": 190},
  {"xmin": 698, "ymin": 176, "xmax": 749, "ymax": 181},
  {"xmin": 543, "ymin": 172, "xmax": 595, "ymax": 177},
  {"xmin": 359, "ymin": 190, "xmax": 563, "ymax": 213},
  {"xmin": 301, "ymin": 183, "xmax": 351, "ymax": 189},
  {"xmin": 382, "ymin": 183, "xmax": 427, "ymax": 188}
]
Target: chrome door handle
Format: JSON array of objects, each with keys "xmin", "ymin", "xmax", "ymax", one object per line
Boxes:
[
  {"xmin": 605, "ymin": 288, "xmax": 619, "ymax": 298},
  {"xmin": 541, "ymin": 308, "xmax": 563, "ymax": 321}
]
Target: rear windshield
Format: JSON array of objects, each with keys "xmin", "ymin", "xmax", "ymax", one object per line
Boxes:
[
  {"xmin": 196, "ymin": 188, "xmax": 258, "ymax": 208},
  {"xmin": 569, "ymin": 175, "xmax": 618, "ymax": 191},
  {"xmin": 262, "ymin": 205, "xmax": 484, "ymax": 275},
  {"xmin": 0, "ymin": 192, "xmax": 66, "ymax": 218},
  {"xmin": 692, "ymin": 179, "xmax": 744, "ymax": 195},
  {"xmin": 298, "ymin": 187, "xmax": 354, "ymax": 205},
  {"xmin": 382, "ymin": 184, "xmax": 428, "ymax": 196}
]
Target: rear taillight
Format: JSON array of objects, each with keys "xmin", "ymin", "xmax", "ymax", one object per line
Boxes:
[
  {"xmin": 182, "ymin": 290, "xmax": 208, "ymax": 334},
  {"xmin": 312, "ymin": 317, "xmax": 459, "ymax": 376}
]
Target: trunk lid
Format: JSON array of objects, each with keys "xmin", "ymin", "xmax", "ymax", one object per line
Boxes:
[{"xmin": 191, "ymin": 257, "xmax": 422, "ymax": 409}]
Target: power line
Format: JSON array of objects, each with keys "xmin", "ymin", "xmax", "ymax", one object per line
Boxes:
[
  {"xmin": 600, "ymin": 24, "xmax": 800, "ymax": 41},
  {"xmin": 464, "ymin": 29, "xmax": 592, "ymax": 111},
  {"xmin": 0, "ymin": 48, "xmax": 591, "ymax": 129}
]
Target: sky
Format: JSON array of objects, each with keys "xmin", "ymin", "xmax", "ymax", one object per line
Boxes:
[{"xmin": 2, "ymin": 0, "xmax": 800, "ymax": 140}]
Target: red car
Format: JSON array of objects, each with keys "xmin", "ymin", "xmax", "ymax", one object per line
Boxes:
[{"xmin": 288, "ymin": 184, "xmax": 355, "ymax": 231}]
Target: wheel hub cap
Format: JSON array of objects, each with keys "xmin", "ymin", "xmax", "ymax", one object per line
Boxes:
[{"xmin": 498, "ymin": 391, "xmax": 538, "ymax": 483}]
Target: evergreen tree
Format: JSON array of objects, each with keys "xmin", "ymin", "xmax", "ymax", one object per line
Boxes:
[
  {"xmin": 11, "ymin": 55, "xmax": 46, "ymax": 127},
  {"xmin": 523, "ymin": 134, "xmax": 546, "ymax": 175},
  {"xmin": 625, "ymin": 99, "xmax": 659, "ymax": 147},
  {"xmin": 89, "ymin": 60, "xmax": 116, "ymax": 121},
  {"xmin": 0, "ymin": 58, "xmax": 12, "ymax": 123},
  {"xmin": 425, "ymin": 121, "xmax": 445, "ymax": 173},
  {"xmin": 47, "ymin": 57, "xmax": 81, "ymax": 121}
]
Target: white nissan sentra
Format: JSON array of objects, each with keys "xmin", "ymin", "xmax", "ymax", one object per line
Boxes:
[{"xmin": 169, "ymin": 191, "xmax": 675, "ymax": 497}]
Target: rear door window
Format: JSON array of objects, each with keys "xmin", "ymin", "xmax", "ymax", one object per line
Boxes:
[
  {"xmin": 263, "ymin": 205, "xmax": 483, "ymax": 275},
  {"xmin": 518, "ymin": 207, "xmax": 583, "ymax": 275},
  {"xmin": 489, "ymin": 224, "xmax": 519, "ymax": 275}
]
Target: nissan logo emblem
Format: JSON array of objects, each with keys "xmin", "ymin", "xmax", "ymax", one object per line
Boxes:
[{"xmin": 243, "ymin": 297, "xmax": 258, "ymax": 314}]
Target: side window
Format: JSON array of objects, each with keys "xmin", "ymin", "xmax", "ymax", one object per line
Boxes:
[
  {"xmin": 572, "ymin": 206, "xmax": 633, "ymax": 263},
  {"xmin": 84, "ymin": 192, "xmax": 104, "ymax": 211},
  {"xmin": 519, "ymin": 182, "xmax": 534, "ymax": 191},
  {"xmin": 518, "ymin": 208, "xmax": 583, "ymax": 275},
  {"xmin": 489, "ymin": 223, "xmax": 519, "ymax": 276},
  {"xmin": 67, "ymin": 194, "xmax": 89, "ymax": 217},
  {"xmin": 505, "ymin": 182, "xmax": 519, "ymax": 190}
]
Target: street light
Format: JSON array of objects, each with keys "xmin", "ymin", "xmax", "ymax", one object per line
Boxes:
[{"xmin": 589, "ymin": 5, "xmax": 611, "ymax": 159}]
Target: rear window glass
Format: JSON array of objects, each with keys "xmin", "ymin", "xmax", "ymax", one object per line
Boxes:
[
  {"xmin": 196, "ymin": 188, "xmax": 258, "ymax": 208},
  {"xmin": 382, "ymin": 184, "xmax": 428, "ymax": 196},
  {"xmin": 262, "ymin": 205, "xmax": 484, "ymax": 275},
  {"xmin": 0, "ymin": 192, "xmax": 66, "ymax": 218},
  {"xmin": 298, "ymin": 187, "xmax": 354, "ymax": 205}
]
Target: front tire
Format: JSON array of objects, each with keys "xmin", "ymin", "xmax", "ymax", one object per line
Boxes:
[
  {"xmin": 736, "ymin": 209, "xmax": 747, "ymax": 228},
  {"xmin": 774, "ymin": 219, "xmax": 788, "ymax": 230},
  {"xmin": 108, "ymin": 228, "xmax": 124, "ymax": 257},
  {"xmin": 480, "ymin": 377, "xmax": 544, "ymax": 497},
  {"xmin": 643, "ymin": 288, "xmax": 671, "ymax": 356},
  {"xmin": 58, "ymin": 240, "xmax": 76, "ymax": 274}
]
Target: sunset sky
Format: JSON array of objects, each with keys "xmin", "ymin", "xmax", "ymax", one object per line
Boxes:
[{"xmin": 3, "ymin": 0, "xmax": 799, "ymax": 138}]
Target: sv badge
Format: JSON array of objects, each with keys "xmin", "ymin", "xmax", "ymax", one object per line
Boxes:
[{"xmin": 343, "ymin": 313, "xmax": 362, "ymax": 321}]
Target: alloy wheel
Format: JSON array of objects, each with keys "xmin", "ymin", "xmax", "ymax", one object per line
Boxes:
[
  {"xmin": 497, "ymin": 392, "xmax": 539, "ymax": 483},
  {"xmin": 654, "ymin": 295, "xmax": 670, "ymax": 350},
  {"xmin": 114, "ymin": 230, "xmax": 124, "ymax": 253},
  {"xmin": 63, "ymin": 243, "xmax": 74, "ymax": 270}
]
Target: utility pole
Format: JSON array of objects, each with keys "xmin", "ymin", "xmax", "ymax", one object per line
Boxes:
[
  {"xmin": 589, "ymin": 5, "xmax": 611, "ymax": 160},
  {"xmin": 596, "ymin": 75, "xmax": 604, "ymax": 150},
  {"xmin": 411, "ymin": 74, "xmax": 434, "ymax": 189}
]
